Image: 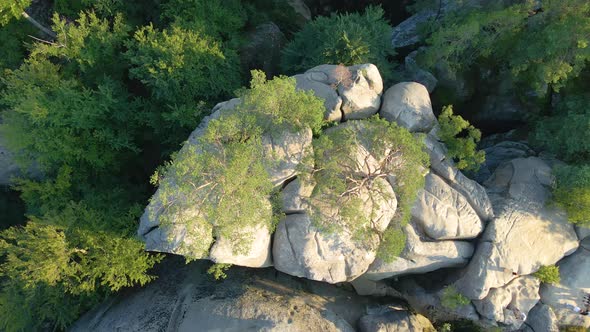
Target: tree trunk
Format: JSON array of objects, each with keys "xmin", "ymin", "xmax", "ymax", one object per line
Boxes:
[{"xmin": 21, "ymin": 11, "xmax": 56, "ymax": 39}]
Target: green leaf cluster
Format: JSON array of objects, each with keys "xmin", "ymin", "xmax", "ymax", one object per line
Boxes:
[
  {"xmin": 552, "ymin": 165, "xmax": 590, "ymax": 225},
  {"xmin": 281, "ymin": 6, "xmax": 395, "ymax": 78},
  {"xmin": 0, "ymin": 0, "xmax": 30, "ymax": 26},
  {"xmin": 437, "ymin": 105, "xmax": 485, "ymax": 172},
  {"xmin": 418, "ymin": 1, "xmax": 590, "ymax": 96},
  {"xmin": 533, "ymin": 265, "xmax": 561, "ymax": 284},
  {"xmin": 441, "ymin": 285, "xmax": 470, "ymax": 310},
  {"xmin": 534, "ymin": 93, "xmax": 590, "ymax": 163},
  {"xmin": 303, "ymin": 117, "xmax": 428, "ymax": 260},
  {"xmin": 152, "ymin": 71, "xmax": 325, "ymax": 258}
]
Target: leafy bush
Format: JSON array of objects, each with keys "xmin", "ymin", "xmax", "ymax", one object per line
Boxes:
[
  {"xmin": 150, "ymin": 71, "xmax": 325, "ymax": 257},
  {"xmin": 534, "ymin": 93, "xmax": 590, "ymax": 163},
  {"xmin": 418, "ymin": 1, "xmax": 590, "ymax": 96},
  {"xmin": 160, "ymin": 0, "xmax": 246, "ymax": 42},
  {"xmin": 552, "ymin": 165, "xmax": 590, "ymax": 225},
  {"xmin": 125, "ymin": 24, "xmax": 241, "ymax": 131},
  {"xmin": 281, "ymin": 6, "xmax": 394, "ymax": 78},
  {"xmin": 0, "ymin": 19, "xmax": 34, "ymax": 70},
  {"xmin": 441, "ymin": 286, "xmax": 470, "ymax": 310},
  {"xmin": 534, "ymin": 265, "xmax": 561, "ymax": 284},
  {"xmin": 0, "ymin": 0, "xmax": 30, "ymax": 26},
  {"xmin": 437, "ymin": 105, "xmax": 485, "ymax": 171},
  {"xmin": 302, "ymin": 117, "xmax": 428, "ymax": 260}
]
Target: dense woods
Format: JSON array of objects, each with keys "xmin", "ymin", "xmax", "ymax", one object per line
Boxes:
[{"xmin": 0, "ymin": 0, "xmax": 589, "ymax": 330}]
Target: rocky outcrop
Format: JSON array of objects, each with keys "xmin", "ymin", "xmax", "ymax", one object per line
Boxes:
[
  {"xmin": 402, "ymin": 54, "xmax": 437, "ymax": 93},
  {"xmin": 474, "ymin": 140, "xmax": 535, "ymax": 183},
  {"xmin": 472, "ymin": 276, "xmax": 540, "ymax": 330},
  {"xmin": 363, "ymin": 222, "xmax": 473, "ymax": 280},
  {"xmin": 397, "ymin": 279, "xmax": 480, "ymax": 323},
  {"xmin": 71, "ymin": 259, "xmax": 365, "ymax": 332},
  {"xmin": 208, "ymin": 223, "xmax": 273, "ymax": 267},
  {"xmin": 539, "ymin": 247, "xmax": 590, "ymax": 329},
  {"xmin": 576, "ymin": 225, "xmax": 590, "ymax": 241},
  {"xmin": 273, "ymin": 175, "xmax": 396, "ymax": 283},
  {"xmin": 295, "ymin": 64, "xmax": 383, "ymax": 122},
  {"xmin": 523, "ymin": 303, "xmax": 559, "ymax": 332},
  {"xmin": 358, "ymin": 307, "xmax": 435, "ymax": 332},
  {"xmin": 411, "ymin": 172, "xmax": 484, "ymax": 240},
  {"xmin": 455, "ymin": 157, "xmax": 579, "ymax": 300},
  {"xmin": 380, "ymin": 82, "xmax": 436, "ymax": 133}
]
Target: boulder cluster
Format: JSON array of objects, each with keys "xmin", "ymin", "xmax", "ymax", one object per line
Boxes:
[{"xmin": 127, "ymin": 63, "xmax": 588, "ymax": 330}]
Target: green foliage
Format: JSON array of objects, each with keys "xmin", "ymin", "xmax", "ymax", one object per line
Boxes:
[
  {"xmin": 418, "ymin": 1, "xmax": 590, "ymax": 96},
  {"xmin": 0, "ymin": 0, "xmax": 30, "ymax": 26},
  {"xmin": 534, "ymin": 265, "xmax": 561, "ymax": 284},
  {"xmin": 441, "ymin": 286, "xmax": 470, "ymax": 310},
  {"xmin": 437, "ymin": 105, "xmax": 485, "ymax": 171},
  {"xmin": 377, "ymin": 227, "xmax": 407, "ymax": 261},
  {"xmin": 302, "ymin": 117, "xmax": 428, "ymax": 259},
  {"xmin": 126, "ymin": 24, "xmax": 241, "ymax": 132},
  {"xmin": 1, "ymin": 58, "xmax": 139, "ymax": 172},
  {"xmin": 534, "ymin": 93, "xmax": 590, "ymax": 163},
  {"xmin": 54, "ymin": 0, "xmax": 126, "ymax": 18},
  {"xmin": 151, "ymin": 72, "xmax": 325, "ymax": 257},
  {"xmin": 0, "ymin": 19, "xmax": 34, "ymax": 70},
  {"xmin": 552, "ymin": 165, "xmax": 590, "ymax": 225},
  {"xmin": 32, "ymin": 12, "xmax": 131, "ymax": 85},
  {"xmin": 281, "ymin": 6, "xmax": 394, "ymax": 78},
  {"xmin": 207, "ymin": 263, "xmax": 232, "ymax": 280},
  {"xmin": 160, "ymin": 0, "xmax": 246, "ymax": 42}
]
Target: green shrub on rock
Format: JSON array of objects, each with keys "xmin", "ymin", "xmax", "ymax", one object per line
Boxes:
[
  {"xmin": 437, "ymin": 105, "xmax": 485, "ymax": 172},
  {"xmin": 552, "ymin": 165, "xmax": 590, "ymax": 225},
  {"xmin": 151, "ymin": 71, "xmax": 325, "ymax": 258},
  {"xmin": 281, "ymin": 6, "xmax": 394, "ymax": 78},
  {"xmin": 441, "ymin": 285, "xmax": 470, "ymax": 310},
  {"xmin": 533, "ymin": 265, "xmax": 561, "ymax": 284}
]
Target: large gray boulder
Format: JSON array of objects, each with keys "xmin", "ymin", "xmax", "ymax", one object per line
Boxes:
[
  {"xmin": 411, "ymin": 172, "xmax": 484, "ymax": 240},
  {"xmin": 403, "ymin": 54, "xmax": 437, "ymax": 93},
  {"xmin": 539, "ymin": 247, "xmax": 590, "ymax": 329},
  {"xmin": 380, "ymin": 82, "xmax": 436, "ymax": 133},
  {"xmin": 473, "ymin": 276, "xmax": 540, "ymax": 330},
  {"xmin": 273, "ymin": 175, "xmax": 396, "ymax": 284},
  {"xmin": 474, "ymin": 140, "xmax": 535, "ymax": 183},
  {"xmin": 358, "ymin": 308, "xmax": 435, "ymax": 332},
  {"xmin": 71, "ymin": 260, "xmax": 362, "ymax": 332},
  {"xmin": 455, "ymin": 158, "xmax": 579, "ymax": 300},
  {"xmin": 576, "ymin": 225, "xmax": 590, "ymax": 241},
  {"xmin": 363, "ymin": 222, "xmax": 473, "ymax": 280},
  {"xmin": 423, "ymin": 135, "xmax": 494, "ymax": 221},
  {"xmin": 523, "ymin": 303, "xmax": 559, "ymax": 332},
  {"xmin": 296, "ymin": 64, "xmax": 383, "ymax": 122},
  {"xmin": 138, "ymin": 99, "xmax": 312, "ymax": 267}
]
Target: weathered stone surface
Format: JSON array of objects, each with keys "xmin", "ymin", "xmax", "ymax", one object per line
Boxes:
[
  {"xmin": 287, "ymin": 0, "xmax": 311, "ymax": 21},
  {"xmin": 540, "ymin": 247, "xmax": 590, "ymax": 328},
  {"xmin": 209, "ymin": 223, "xmax": 272, "ymax": 267},
  {"xmin": 473, "ymin": 276, "xmax": 540, "ymax": 330},
  {"xmin": 391, "ymin": 10, "xmax": 437, "ymax": 48},
  {"xmin": 294, "ymin": 73, "xmax": 343, "ymax": 122},
  {"xmin": 380, "ymin": 82, "xmax": 436, "ymax": 133},
  {"xmin": 363, "ymin": 222, "xmax": 473, "ymax": 280},
  {"xmin": 337, "ymin": 64, "xmax": 383, "ymax": 120},
  {"xmin": 474, "ymin": 140, "xmax": 535, "ymax": 184},
  {"xmin": 455, "ymin": 158, "xmax": 579, "ymax": 300},
  {"xmin": 350, "ymin": 277, "xmax": 403, "ymax": 297},
  {"xmin": 282, "ymin": 178, "xmax": 313, "ymax": 213},
  {"xmin": 301, "ymin": 64, "xmax": 384, "ymax": 121},
  {"xmin": 423, "ymin": 135, "xmax": 494, "ymax": 221},
  {"xmin": 523, "ymin": 303, "xmax": 559, "ymax": 332},
  {"xmin": 273, "ymin": 186, "xmax": 393, "ymax": 285},
  {"xmin": 71, "ymin": 260, "xmax": 363, "ymax": 332},
  {"xmin": 358, "ymin": 308, "xmax": 435, "ymax": 332},
  {"xmin": 262, "ymin": 127, "xmax": 313, "ymax": 186},
  {"xmin": 412, "ymin": 172, "xmax": 484, "ymax": 240},
  {"xmin": 397, "ymin": 279, "xmax": 480, "ymax": 323},
  {"xmin": 138, "ymin": 99, "xmax": 311, "ymax": 264}
]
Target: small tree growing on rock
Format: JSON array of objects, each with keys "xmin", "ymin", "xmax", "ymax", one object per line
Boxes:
[
  {"xmin": 534, "ymin": 265, "xmax": 561, "ymax": 284},
  {"xmin": 441, "ymin": 285, "xmax": 470, "ymax": 310}
]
